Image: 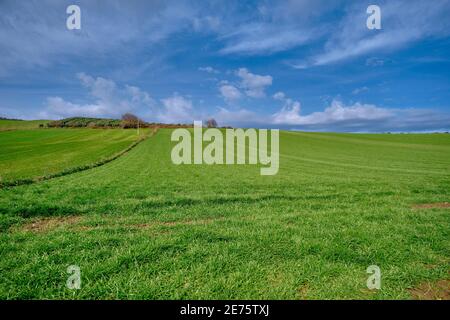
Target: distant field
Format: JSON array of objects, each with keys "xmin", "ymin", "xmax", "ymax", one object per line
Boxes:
[
  {"xmin": 0, "ymin": 130, "xmax": 449, "ymax": 299},
  {"xmin": 0, "ymin": 119, "xmax": 50, "ymax": 131},
  {"xmin": 0, "ymin": 128, "xmax": 145, "ymax": 182}
]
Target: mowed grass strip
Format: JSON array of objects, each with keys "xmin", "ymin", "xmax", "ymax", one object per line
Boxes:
[
  {"xmin": 0, "ymin": 130, "xmax": 449, "ymax": 299},
  {"xmin": 0, "ymin": 128, "xmax": 145, "ymax": 182}
]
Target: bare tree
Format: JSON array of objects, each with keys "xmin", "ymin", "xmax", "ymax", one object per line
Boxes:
[
  {"xmin": 206, "ymin": 118, "xmax": 218, "ymax": 128},
  {"xmin": 121, "ymin": 113, "xmax": 140, "ymax": 128}
]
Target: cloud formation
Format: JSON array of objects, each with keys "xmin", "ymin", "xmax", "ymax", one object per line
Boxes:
[
  {"xmin": 219, "ymin": 84, "xmax": 242, "ymax": 101},
  {"xmin": 295, "ymin": 1, "xmax": 450, "ymax": 68},
  {"xmin": 39, "ymin": 73, "xmax": 199, "ymax": 123},
  {"xmin": 1, "ymin": 1, "xmax": 449, "ymax": 132},
  {"xmin": 0, "ymin": 0, "xmax": 198, "ymax": 75},
  {"xmin": 352, "ymin": 86, "xmax": 369, "ymax": 95},
  {"xmin": 158, "ymin": 94, "xmax": 194, "ymax": 123},
  {"xmin": 273, "ymin": 100, "xmax": 392, "ymax": 126},
  {"xmin": 32, "ymin": 71, "xmax": 450, "ymax": 133},
  {"xmin": 271, "ymin": 99, "xmax": 450, "ymax": 132},
  {"xmin": 1, "ymin": 0, "xmax": 449, "ymax": 75},
  {"xmin": 219, "ymin": 23, "xmax": 315, "ymax": 55},
  {"xmin": 236, "ymin": 68, "xmax": 273, "ymax": 98},
  {"xmin": 40, "ymin": 73, "xmax": 154, "ymax": 119},
  {"xmin": 199, "ymin": 66, "xmax": 220, "ymax": 74}
]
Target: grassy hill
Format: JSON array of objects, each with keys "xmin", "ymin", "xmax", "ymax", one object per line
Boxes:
[
  {"xmin": 0, "ymin": 129, "xmax": 146, "ymax": 183},
  {"xmin": 0, "ymin": 119, "xmax": 50, "ymax": 131},
  {"xmin": 0, "ymin": 130, "xmax": 448, "ymax": 299}
]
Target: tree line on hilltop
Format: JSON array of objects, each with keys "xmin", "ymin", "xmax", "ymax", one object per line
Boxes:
[{"xmin": 45, "ymin": 114, "xmax": 222, "ymax": 129}]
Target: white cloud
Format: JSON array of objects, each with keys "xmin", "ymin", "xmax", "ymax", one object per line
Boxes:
[
  {"xmin": 219, "ymin": 24, "xmax": 314, "ymax": 55},
  {"xmin": 207, "ymin": 97, "xmax": 450, "ymax": 132},
  {"xmin": 271, "ymin": 93, "xmax": 303, "ymax": 124},
  {"xmin": 158, "ymin": 94, "xmax": 194, "ymax": 123},
  {"xmin": 219, "ymin": 84, "xmax": 242, "ymax": 101},
  {"xmin": 236, "ymin": 68, "xmax": 272, "ymax": 98},
  {"xmin": 271, "ymin": 91, "xmax": 303, "ymax": 124},
  {"xmin": 41, "ymin": 97, "xmax": 110, "ymax": 119},
  {"xmin": 352, "ymin": 86, "xmax": 369, "ymax": 95},
  {"xmin": 77, "ymin": 73, "xmax": 118, "ymax": 104},
  {"xmin": 41, "ymin": 74, "xmax": 197, "ymax": 123},
  {"xmin": 40, "ymin": 73, "xmax": 154, "ymax": 119},
  {"xmin": 272, "ymin": 102, "xmax": 302, "ymax": 125},
  {"xmin": 273, "ymin": 91, "xmax": 286, "ymax": 101},
  {"xmin": 199, "ymin": 66, "xmax": 220, "ymax": 74},
  {"xmin": 272, "ymin": 99, "xmax": 392, "ymax": 126},
  {"xmin": 217, "ymin": 68, "xmax": 273, "ymax": 102},
  {"xmin": 126, "ymin": 85, "xmax": 155, "ymax": 106}
]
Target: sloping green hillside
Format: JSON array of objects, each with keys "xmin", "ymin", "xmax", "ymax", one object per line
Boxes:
[
  {"xmin": 0, "ymin": 130, "xmax": 448, "ymax": 299},
  {"xmin": 0, "ymin": 128, "xmax": 145, "ymax": 182}
]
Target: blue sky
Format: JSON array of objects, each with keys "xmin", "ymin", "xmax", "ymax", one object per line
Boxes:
[{"xmin": 1, "ymin": 0, "xmax": 450, "ymax": 131}]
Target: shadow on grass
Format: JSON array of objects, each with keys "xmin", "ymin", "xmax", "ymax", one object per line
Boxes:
[{"xmin": 134, "ymin": 193, "xmax": 342, "ymax": 211}]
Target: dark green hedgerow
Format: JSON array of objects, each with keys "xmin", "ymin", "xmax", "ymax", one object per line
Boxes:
[{"xmin": 47, "ymin": 117, "xmax": 122, "ymax": 128}]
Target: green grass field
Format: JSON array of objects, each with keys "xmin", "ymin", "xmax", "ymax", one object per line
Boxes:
[
  {"xmin": 0, "ymin": 129, "xmax": 449, "ymax": 299},
  {"xmin": 0, "ymin": 128, "xmax": 144, "ymax": 183},
  {"xmin": 0, "ymin": 119, "xmax": 50, "ymax": 131}
]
